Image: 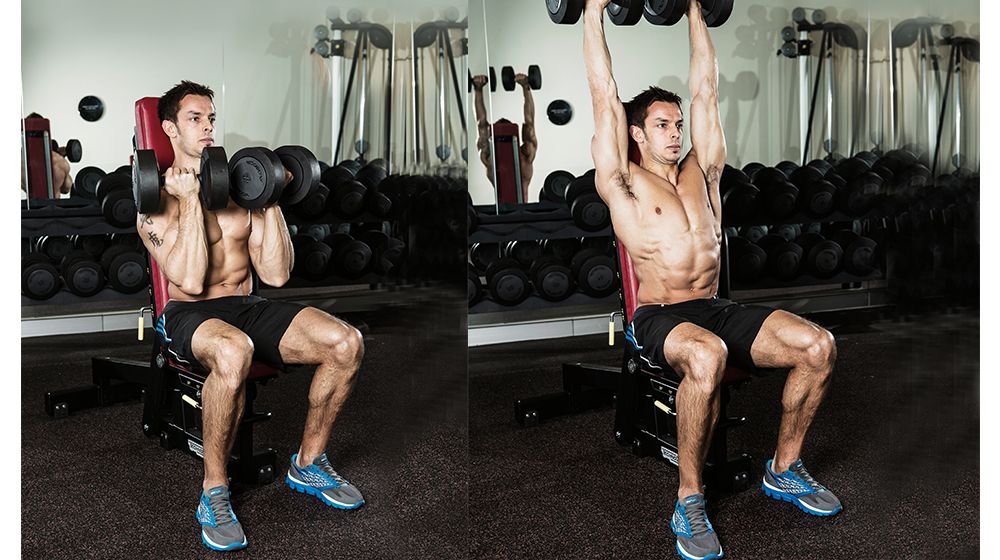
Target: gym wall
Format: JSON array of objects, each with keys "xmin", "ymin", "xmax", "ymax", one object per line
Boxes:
[
  {"xmin": 22, "ymin": 0, "xmax": 467, "ymax": 175},
  {"xmin": 467, "ymin": 0, "xmax": 979, "ymax": 205}
]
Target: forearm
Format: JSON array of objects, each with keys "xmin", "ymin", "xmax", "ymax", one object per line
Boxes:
[
  {"xmin": 688, "ymin": 1, "xmax": 718, "ymax": 96},
  {"xmin": 584, "ymin": 8, "xmax": 618, "ymax": 106},
  {"xmin": 164, "ymin": 196, "xmax": 209, "ymax": 295},
  {"xmin": 253, "ymin": 207, "xmax": 294, "ymax": 286},
  {"xmin": 522, "ymin": 87, "xmax": 535, "ymax": 126},
  {"xmin": 474, "ymin": 87, "xmax": 488, "ymax": 125}
]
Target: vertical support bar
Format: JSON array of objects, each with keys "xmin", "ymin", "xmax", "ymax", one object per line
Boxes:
[
  {"xmin": 797, "ymin": 28, "xmax": 810, "ymax": 160},
  {"xmin": 437, "ymin": 28, "xmax": 447, "ymax": 163},
  {"xmin": 357, "ymin": 30, "xmax": 369, "ymax": 159},
  {"xmin": 823, "ymin": 31, "xmax": 834, "ymax": 157},
  {"xmin": 385, "ymin": 25, "xmax": 395, "ymax": 174},
  {"xmin": 330, "ymin": 28, "xmax": 343, "ymax": 166},
  {"xmin": 803, "ymin": 30, "xmax": 829, "ymax": 165},
  {"xmin": 334, "ymin": 35, "xmax": 362, "ymax": 163}
]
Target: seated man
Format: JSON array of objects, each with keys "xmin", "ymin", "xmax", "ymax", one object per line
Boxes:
[
  {"xmin": 138, "ymin": 81, "xmax": 365, "ymax": 552},
  {"xmin": 582, "ymin": 2, "xmax": 841, "ymax": 559},
  {"xmin": 472, "ymin": 72, "xmax": 537, "ymax": 202},
  {"xmin": 20, "ymin": 113, "xmax": 73, "ymax": 198}
]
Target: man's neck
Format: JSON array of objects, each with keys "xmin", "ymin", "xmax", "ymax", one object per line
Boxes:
[
  {"xmin": 171, "ymin": 148, "xmax": 200, "ymax": 170},
  {"xmin": 641, "ymin": 156, "xmax": 680, "ymax": 186}
]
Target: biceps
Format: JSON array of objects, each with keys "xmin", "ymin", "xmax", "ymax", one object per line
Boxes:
[{"xmin": 591, "ymin": 103, "xmax": 629, "ymax": 176}]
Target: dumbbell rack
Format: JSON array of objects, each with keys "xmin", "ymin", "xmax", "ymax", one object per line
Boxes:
[
  {"xmin": 469, "ymin": 201, "xmax": 618, "ymax": 318},
  {"xmin": 22, "ymin": 198, "xmax": 147, "ymax": 308}
]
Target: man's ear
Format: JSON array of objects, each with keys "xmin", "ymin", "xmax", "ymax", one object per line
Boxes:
[
  {"xmin": 161, "ymin": 119, "xmax": 178, "ymax": 139},
  {"xmin": 629, "ymin": 124, "xmax": 645, "ymax": 145}
]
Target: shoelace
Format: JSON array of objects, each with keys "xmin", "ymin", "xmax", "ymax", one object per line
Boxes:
[
  {"xmin": 207, "ymin": 492, "xmax": 235, "ymax": 526},
  {"xmin": 313, "ymin": 455, "xmax": 348, "ymax": 486},
  {"xmin": 684, "ymin": 501, "xmax": 712, "ymax": 536},
  {"xmin": 791, "ymin": 462, "xmax": 828, "ymax": 492}
]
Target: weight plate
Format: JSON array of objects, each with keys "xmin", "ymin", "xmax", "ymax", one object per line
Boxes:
[
  {"xmin": 644, "ymin": 0, "xmax": 686, "ymax": 25},
  {"xmin": 527, "ymin": 65, "xmax": 542, "ymax": 90},
  {"xmin": 228, "ymin": 147, "xmax": 277, "ymax": 209},
  {"xmin": 200, "ymin": 145, "xmax": 230, "ymax": 210},
  {"xmin": 132, "ymin": 149, "xmax": 161, "ymax": 214},
  {"xmin": 276, "ymin": 145, "xmax": 321, "ymax": 206},
  {"xmin": 607, "ymin": 0, "xmax": 643, "ymax": 25},
  {"xmin": 547, "ymin": 0, "xmax": 584, "ymax": 24},
  {"xmin": 74, "ymin": 166, "xmax": 106, "ymax": 200}
]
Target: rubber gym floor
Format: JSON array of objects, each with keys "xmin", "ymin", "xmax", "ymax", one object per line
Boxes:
[
  {"xmin": 22, "ymin": 288, "xmax": 468, "ymax": 560},
  {"xmin": 469, "ymin": 308, "xmax": 979, "ymax": 559}
]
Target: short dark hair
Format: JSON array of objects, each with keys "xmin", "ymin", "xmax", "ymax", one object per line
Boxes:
[
  {"xmin": 624, "ymin": 86, "xmax": 683, "ymax": 129},
  {"xmin": 158, "ymin": 80, "xmax": 215, "ymax": 123}
]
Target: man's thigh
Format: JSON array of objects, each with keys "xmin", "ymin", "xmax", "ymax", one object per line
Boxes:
[
  {"xmin": 748, "ymin": 310, "xmax": 828, "ymax": 369},
  {"xmin": 277, "ymin": 306, "xmax": 358, "ymax": 366}
]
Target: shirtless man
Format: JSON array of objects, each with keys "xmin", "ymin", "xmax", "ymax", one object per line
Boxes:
[
  {"xmin": 583, "ymin": 2, "xmax": 842, "ymax": 558},
  {"xmin": 472, "ymin": 72, "xmax": 537, "ymax": 202},
  {"xmin": 139, "ymin": 81, "xmax": 365, "ymax": 552}
]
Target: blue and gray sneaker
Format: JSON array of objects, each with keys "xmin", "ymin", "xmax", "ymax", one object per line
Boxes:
[
  {"xmin": 762, "ymin": 459, "xmax": 843, "ymax": 516},
  {"xmin": 671, "ymin": 493, "xmax": 724, "ymax": 560},
  {"xmin": 196, "ymin": 486, "xmax": 248, "ymax": 551},
  {"xmin": 286, "ymin": 452, "xmax": 365, "ymax": 509}
]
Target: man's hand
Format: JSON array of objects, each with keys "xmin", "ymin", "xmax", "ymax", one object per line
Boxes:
[
  {"xmin": 586, "ymin": 0, "xmax": 612, "ymax": 12},
  {"xmin": 514, "ymin": 73, "xmax": 530, "ymax": 87},
  {"xmin": 163, "ymin": 167, "xmax": 200, "ymax": 200},
  {"xmin": 472, "ymin": 75, "xmax": 488, "ymax": 90}
]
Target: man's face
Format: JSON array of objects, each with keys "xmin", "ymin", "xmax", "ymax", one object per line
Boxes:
[
  {"xmin": 632, "ymin": 100, "xmax": 683, "ymax": 164},
  {"xmin": 164, "ymin": 94, "xmax": 215, "ymax": 160}
]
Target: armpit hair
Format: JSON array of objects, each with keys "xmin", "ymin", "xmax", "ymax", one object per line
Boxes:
[
  {"xmin": 612, "ymin": 169, "xmax": 637, "ymax": 200},
  {"xmin": 705, "ymin": 164, "xmax": 722, "ymax": 186}
]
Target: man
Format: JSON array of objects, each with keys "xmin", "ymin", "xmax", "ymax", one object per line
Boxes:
[
  {"xmin": 583, "ymin": 2, "xmax": 841, "ymax": 558},
  {"xmin": 138, "ymin": 81, "xmax": 365, "ymax": 552},
  {"xmin": 472, "ymin": 72, "xmax": 537, "ymax": 202},
  {"xmin": 21, "ymin": 113, "xmax": 73, "ymax": 198}
]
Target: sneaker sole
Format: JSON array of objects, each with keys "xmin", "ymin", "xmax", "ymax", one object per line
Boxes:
[
  {"xmin": 675, "ymin": 541, "xmax": 724, "ymax": 560},
  {"xmin": 201, "ymin": 530, "xmax": 248, "ymax": 551},
  {"xmin": 761, "ymin": 481, "xmax": 842, "ymax": 517},
  {"xmin": 286, "ymin": 473, "xmax": 365, "ymax": 510}
]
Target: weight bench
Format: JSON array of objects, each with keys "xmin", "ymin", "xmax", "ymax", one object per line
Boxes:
[
  {"xmin": 44, "ymin": 96, "xmax": 279, "ymax": 486},
  {"xmin": 515, "ymin": 146, "xmax": 756, "ymax": 494}
]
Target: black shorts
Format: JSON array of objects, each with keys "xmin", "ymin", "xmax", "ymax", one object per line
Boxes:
[
  {"xmin": 624, "ymin": 297, "xmax": 776, "ymax": 372},
  {"xmin": 156, "ymin": 295, "xmax": 306, "ymax": 371}
]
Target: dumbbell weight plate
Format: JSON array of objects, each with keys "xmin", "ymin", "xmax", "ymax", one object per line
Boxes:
[
  {"xmin": 547, "ymin": 0, "xmax": 584, "ymax": 24},
  {"xmin": 292, "ymin": 184, "xmax": 331, "ymax": 220},
  {"xmin": 701, "ymin": 0, "xmax": 734, "ymax": 27},
  {"xmin": 530, "ymin": 256, "xmax": 574, "ymax": 301},
  {"xmin": 501, "ymin": 66, "xmax": 516, "ymax": 92},
  {"xmin": 200, "ymin": 146, "xmax": 231, "ymax": 210},
  {"xmin": 831, "ymin": 230, "xmax": 878, "ymax": 275},
  {"xmin": 275, "ymin": 145, "xmax": 321, "ymax": 206},
  {"xmin": 726, "ymin": 236, "xmax": 766, "ymax": 285},
  {"xmin": 757, "ymin": 234, "xmax": 803, "ymax": 280},
  {"xmin": 74, "ymin": 166, "xmax": 106, "ymax": 200},
  {"xmin": 22, "ymin": 254, "xmax": 61, "ymax": 300},
  {"xmin": 797, "ymin": 233, "xmax": 843, "ymax": 278},
  {"xmin": 527, "ymin": 65, "xmax": 542, "ymax": 90},
  {"xmin": 98, "ymin": 173, "xmax": 138, "ymax": 227},
  {"xmin": 541, "ymin": 170, "xmax": 575, "ymax": 202},
  {"xmin": 644, "ymin": 0, "xmax": 687, "ymax": 25},
  {"xmin": 100, "ymin": 245, "xmax": 149, "ymax": 293},
  {"xmin": 61, "ymin": 250, "xmax": 106, "ymax": 297},
  {"xmin": 505, "ymin": 240, "xmax": 544, "ymax": 268},
  {"xmin": 64, "ymin": 139, "xmax": 83, "ymax": 162},
  {"xmin": 292, "ymin": 237, "xmax": 333, "ymax": 281},
  {"xmin": 486, "ymin": 259, "xmax": 530, "ymax": 306},
  {"xmin": 228, "ymin": 147, "xmax": 283, "ymax": 209},
  {"xmin": 606, "ymin": 0, "xmax": 644, "ymax": 25},
  {"xmin": 571, "ymin": 248, "xmax": 617, "ymax": 298},
  {"xmin": 133, "ymin": 149, "xmax": 161, "ymax": 214}
]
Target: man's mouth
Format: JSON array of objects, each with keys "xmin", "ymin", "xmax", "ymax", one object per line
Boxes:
[
  {"xmin": 668, "ymin": 144, "xmax": 680, "ymax": 150},
  {"xmin": 200, "ymin": 138, "xmax": 214, "ymax": 145}
]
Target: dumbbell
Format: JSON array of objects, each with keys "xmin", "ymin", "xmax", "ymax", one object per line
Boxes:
[
  {"xmin": 468, "ymin": 264, "xmax": 484, "ymax": 305},
  {"xmin": 726, "ymin": 235, "xmax": 767, "ymax": 285},
  {"xmin": 796, "ymin": 232, "xmax": 844, "ymax": 278},
  {"xmin": 549, "ymin": 0, "xmax": 733, "ymax": 27},
  {"xmin": 739, "ymin": 225, "xmax": 768, "ymax": 244},
  {"xmin": 354, "ymin": 230, "xmax": 405, "ymax": 275},
  {"xmin": 60, "ymin": 250, "xmax": 106, "ymax": 297},
  {"xmin": 36, "ymin": 235, "xmax": 74, "ymax": 262},
  {"xmin": 571, "ymin": 248, "xmax": 617, "ymax": 298},
  {"xmin": 501, "ymin": 65, "xmax": 542, "ymax": 91},
  {"xmin": 720, "ymin": 165, "xmax": 760, "ymax": 223},
  {"xmin": 784, "ymin": 161, "xmax": 837, "ymax": 218},
  {"xmin": 96, "ymin": 171, "xmax": 137, "ymax": 227},
  {"xmin": 100, "ymin": 245, "xmax": 149, "ymax": 293},
  {"xmin": 326, "ymin": 233, "xmax": 373, "ymax": 279},
  {"xmin": 529, "ymin": 255, "xmax": 575, "ymax": 301},
  {"xmin": 831, "ymin": 230, "xmax": 879, "ymax": 276},
  {"xmin": 468, "ymin": 68, "xmax": 497, "ymax": 93},
  {"xmin": 486, "ymin": 259, "xmax": 530, "ymax": 306},
  {"xmin": 51, "ymin": 139, "xmax": 82, "ymax": 162},
  {"xmin": 228, "ymin": 145, "xmax": 321, "ymax": 209},
  {"xmin": 71, "ymin": 234, "xmax": 110, "ymax": 258},
  {"xmin": 22, "ymin": 254, "xmax": 62, "ymax": 300},
  {"xmin": 319, "ymin": 164, "xmax": 366, "ymax": 218},
  {"xmin": 470, "ymin": 242, "xmax": 503, "ymax": 271},
  {"xmin": 504, "ymin": 240, "xmax": 544, "ymax": 268},
  {"xmin": 564, "ymin": 172, "xmax": 610, "ymax": 231},
  {"xmin": 132, "ymin": 146, "xmax": 230, "ymax": 213},
  {"xmin": 355, "ymin": 161, "xmax": 392, "ymax": 216},
  {"xmin": 73, "ymin": 166, "xmax": 106, "ymax": 200},
  {"xmin": 757, "ymin": 234, "xmax": 803, "ymax": 280},
  {"xmin": 542, "ymin": 237, "xmax": 581, "ymax": 263},
  {"xmin": 540, "ymin": 170, "xmax": 575, "ymax": 203},
  {"xmin": 292, "ymin": 234, "xmax": 332, "ymax": 281},
  {"xmin": 750, "ymin": 166, "xmax": 799, "ymax": 219}
]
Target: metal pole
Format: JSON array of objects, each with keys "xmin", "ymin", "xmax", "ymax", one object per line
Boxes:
[
  {"xmin": 330, "ymin": 28, "xmax": 343, "ymax": 165},
  {"xmin": 357, "ymin": 30, "xmax": 369, "ymax": 160},
  {"xmin": 803, "ymin": 30, "xmax": 829, "ymax": 164},
  {"xmin": 385, "ymin": 23, "xmax": 395, "ymax": 174},
  {"xmin": 823, "ymin": 31, "xmax": 834, "ymax": 157},
  {"xmin": 797, "ymin": 26, "xmax": 810, "ymax": 161},
  {"xmin": 334, "ymin": 36, "xmax": 362, "ymax": 163},
  {"xmin": 437, "ymin": 29, "xmax": 447, "ymax": 163}
]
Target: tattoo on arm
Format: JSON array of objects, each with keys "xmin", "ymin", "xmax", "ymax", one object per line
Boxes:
[
  {"xmin": 146, "ymin": 231, "xmax": 163, "ymax": 248},
  {"xmin": 140, "ymin": 214, "xmax": 154, "ymax": 226}
]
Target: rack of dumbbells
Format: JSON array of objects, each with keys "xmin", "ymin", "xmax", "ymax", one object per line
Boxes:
[{"xmin": 468, "ymin": 169, "xmax": 619, "ymax": 314}]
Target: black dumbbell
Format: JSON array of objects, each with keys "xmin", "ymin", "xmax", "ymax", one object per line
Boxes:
[
  {"xmin": 540, "ymin": 170, "xmax": 575, "ymax": 203},
  {"xmin": 36, "ymin": 235, "xmax": 74, "ymax": 263},
  {"xmin": 96, "ymin": 171, "xmax": 137, "ymax": 227},
  {"xmin": 60, "ymin": 250, "xmax": 106, "ymax": 297},
  {"xmin": 228, "ymin": 146, "xmax": 321, "ymax": 210},
  {"xmin": 326, "ymin": 233, "xmax": 373, "ymax": 279},
  {"xmin": 132, "ymin": 146, "xmax": 229, "ymax": 213},
  {"xmin": 529, "ymin": 255, "xmax": 574, "ymax": 301},
  {"xmin": 571, "ymin": 248, "xmax": 617, "ymax": 298},
  {"xmin": 788, "ymin": 162, "xmax": 837, "ymax": 218},
  {"xmin": 751, "ymin": 167, "xmax": 799, "ymax": 219},
  {"xmin": 292, "ymin": 234, "xmax": 333, "ymax": 280},
  {"xmin": 354, "ymin": 230, "xmax": 405, "ymax": 275},
  {"xmin": 22, "ymin": 254, "xmax": 62, "ymax": 300},
  {"xmin": 51, "ymin": 139, "xmax": 82, "ymax": 162},
  {"xmin": 355, "ymin": 163, "xmax": 391, "ymax": 216},
  {"xmin": 321, "ymin": 165, "xmax": 367, "ymax": 218},
  {"xmin": 71, "ymin": 234, "xmax": 110, "ymax": 258},
  {"xmin": 565, "ymin": 173, "xmax": 610, "ymax": 231},
  {"xmin": 100, "ymin": 245, "xmax": 149, "ymax": 293},
  {"xmin": 468, "ymin": 67, "xmax": 498, "ymax": 93},
  {"xmin": 542, "ymin": 237, "xmax": 581, "ymax": 263},
  {"xmin": 721, "ymin": 165, "xmax": 760, "ymax": 223},
  {"xmin": 757, "ymin": 234, "xmax": 803, "ymax": 280},
  {"xmin": 470, "ymin": 242, "xmax": 502, "ymax": 271},
  {"xmin": 726, "ymin": 235, "xmax": 767, "ymax": 285},
  {"xmin": 796, "ymin": 232, "xmax": 844, "ymax": 278},
  {"xmin": 501, "ymin": 65, "xmax": 542, "ymax": 91},
  {"xmin": 274, "ymin": 145, "xmax": 322, "ymax": 206},
  {"xmin": 486, "ymin": 258, "xmax": 530, "ymax": 306},
  {"xmin": 504, "ymin": 240, "xmax": 544, "ymax": 268},
  {"xmin": 468, "ymin": 264, "xmax": 484, "ymax": 305},
  {"xmin": 830, "ymin": 230, "xmax": 878, "ymax": 276},
  {"xmin": 739, "ymin": 225, "xmax": 768, "ymax": 243},
  {"xmin": 73, "ymin": 166, "xmax": 106, "ymax": 200}
]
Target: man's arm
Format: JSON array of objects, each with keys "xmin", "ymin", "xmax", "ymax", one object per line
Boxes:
[
  {"xmin": 687, "ymin": 0, "xmax": 726, "ymax": 200},
  {"xmin": 138, "ymin": 167, "xmax": 209, "ymax": 295},
  {"xmin": 584, "ymin": 0, "xmax": 634, "ymax": 207},
  {"xmin": 248, "ymin": 206, "xmax": 294, "ymax": 287},
  {"xmin": 518, "ymin": 74, "xmax": 537, "ymax": 162},
  {"xmin": 472, "ymin": 76, "xmax": 492, "ymax": 153}
]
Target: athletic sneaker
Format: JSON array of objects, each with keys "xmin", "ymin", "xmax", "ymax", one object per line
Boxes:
[
  {"xmin": 196, "ymin": 486, "xmax": 248, "ymax": 551},
  {"xmin": 670, "ymin": 493, "xmax": 724, "ymax": 560},
  {"xmin": 286, "ymin": 452, "xmax": 365, "ymax": 509},
  {"xmin": 762, "ymin": 459, "xmax": 843, "ymax": 516}
]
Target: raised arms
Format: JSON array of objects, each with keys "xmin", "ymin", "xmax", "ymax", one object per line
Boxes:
[
  {"xmin": 584, "ymin": 0, "xmax": 634, "ymax": 207},
  {"xmin": 687, "ymin": 0, "xmax": 726, "ymax": 195}
]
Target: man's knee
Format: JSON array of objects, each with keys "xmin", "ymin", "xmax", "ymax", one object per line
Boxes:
[
  {"xmin": 678, "ymin": 337, "xmax": 727, "ymax": 389},
  {"xmin": 319, "ymin": 325, "xmax": 364, "ymax": 371},
  {"xmin": 209, "ymin": 333, "xmax": 254, "ymax": 389},
  {"xmin": 800, "ymin": 327, "xmax": 836, "ymax": 371}
]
